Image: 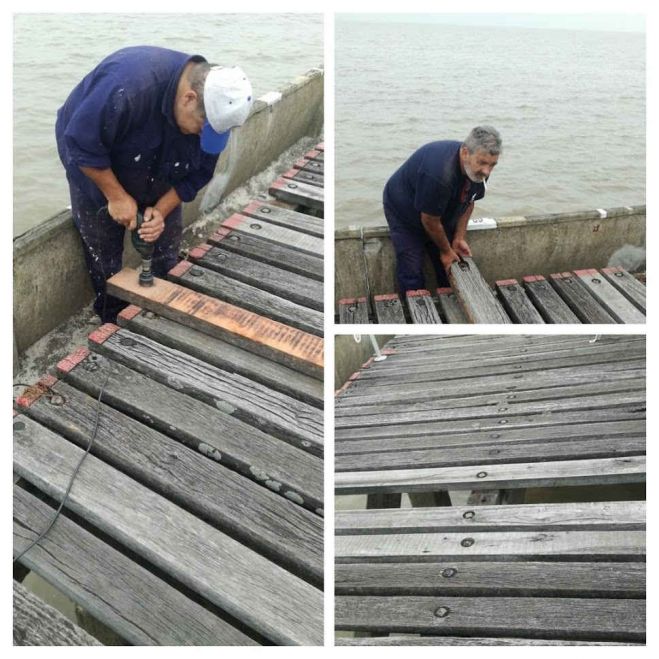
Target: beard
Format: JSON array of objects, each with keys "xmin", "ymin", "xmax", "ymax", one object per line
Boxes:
[{"xmin": 464, "ymin": 163, "xmax": 485, "ymax": 183}]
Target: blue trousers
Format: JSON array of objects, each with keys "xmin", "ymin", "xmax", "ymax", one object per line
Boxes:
[
  {"xmin": 384, "ymin": 204, "xmax": 454, "ymax": 292},
  {"xmin": 68, "ymin": 181, "xmax": 182, "ymax": 322}
]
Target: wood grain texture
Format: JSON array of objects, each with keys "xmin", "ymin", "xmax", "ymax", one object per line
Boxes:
[
  {"xmin": 106, "ymin": 268, "xmax": 324, "ymax": 377},
  {"xmin": 495, "ymin": 280, "xmax": 545, "ymax": 323},
  {"xmin": 335, "ymin": 596, "xmax": 645, "ymax": 641},
  {"xmin": 522, "ymin": 276, "xmax": 581, "ymax": 323},
  {"xmin": 600, "ymin": 267, "xmax": 646, "ymax": 313},
  {"xmin": 574, "ymin": 269, "xmax": 646, "ymax": 323},
  {"xmin": 448, "ymin": 258, "xmax": 512, "ymax": 324},
  {"xmin": 338, "ymin": 298, "xmax": 369, "ymax": 324},
  {"xmin": 14, "ymin": 487, "xmax": 258, "ymax": 646},
  {"xmin": 436, "ymin": 288, "xmax": 469, "ymax": 324},
  {"xmin": 13, "ymin": 418, "xmax": 323, "ymax": 645},
  {"xmin": 405, "ymin": 291, "xmax": 442, "ymax": 324},
  {"xmin": 336, "ymin": 637, "xmax": 640, "ymax": 646},
  {"xmin": 374, "ymin": 294, "xmax": 406, "ymax": 324},
  {"xmin": 282, "ymin": 168, "xmax": 324, "ymax": 188},
  {"xmin": 241, "ymin": 201, "xmax": 323, "ymax": 237},
  {"xmin": 549, "ymin": 273, "xmax": 617, "ymax": 323},
  {"xmin": 269, "ymin": 177, "xmax": 324, "ymax": 211}
]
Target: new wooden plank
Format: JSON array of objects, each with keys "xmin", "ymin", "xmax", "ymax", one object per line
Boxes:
[
  {"xmin": 549, "ymin": 272, "xmax": 617, "ymax": 323},
  {"xmin": 522, "ymin": 275, "xmax": 581, "ymax": 323},
  {"xmin": 373, "ymin": 294, "xmax": 406, "ymax": 324},
  {"xmin": 335, "ymin": 501, "xmax": 646, "ymax": 534},
  {"xmin": 338, "ymin": 297, "xmax": 370, "ymax": 324},
  {"xmin": 574, "ymin": 269, "xmax": 646, "ymax": 323},
  {"xmin": 209, "ymin": 226, "xmax": 323, "ymax": 281},
  {"xmin": 13, "ymin": 486, "xmax": 258, "ymax": 646},
  {"xmin": 13, "ymin": 581, "xmax": 101, "ymax": 646},
  {"xmin": 221, "ymin": 212, "xmax": 323, "ymax": 257},
  {"xmin": 117, "ymin": 306, "xmax": 322, "ymax": 406},
  {"xmin": 241, "ymin": 200, "xmax": 324, "ymax": 237},
  {"xmin": 600, "ymin": 267, "xmax": 646, "ymax": 313},
  {"xmin": 405, "ymin": 290, "xmax": 442, "ymax": 324},
  {"xmin": 335, "ymin": 456, "xmax": 646, "ymax": 494},
  {"xmin": 13, "ymin": 418, "xmax": 323, "ymax": 646},
  {"xmin": 335, "ymin": 436, "xmax": 645, "ymax": 472},
  {"xmin": 448, "ymin": 258, "xmax": 512, "ymax": 324},
  {"xmin": 335, "ymin": 420, "xmax": 646, "ymax": 455},
  {"xmin": 436, "ymin": 288, "xmax": 469, "ymax": 323},
  {"xmin": 169, "ymin": 261, "xmax": 323, "ymax": 336},
  {"xmin": 335, "ymin": 561, "xmax": 645, "ymax": 598},
  {"xmin": 87, "ymin": 325, "xmax": 324, "ymax": 455},
  {"xmin": 16, "ymin": 386, "xmax": 323, "ymax": 583},
  {"xmin": 282, "ymin": 167, "xmax": 324, "ymax": 188},
  {"xmin": 495, "ymin": 279, "xmax": 545, "ymax": 324},
  {"xmin": 269, "ymin": 177, "xmax": 324, "ymax": 212},
  {"xmin": 335, "ymin": 596, "xmax": 645, "ymax": 641},
  {"xmin": 56, "ymin": 349, "xmax": 324, "ymax": 512},
  {"xmin": 188, "ymin": 244, "xmax": 323, "ymax": 311},
  {"xmin": 105, "ymin": 268, "xmax": 324, "ymax": 379},
  {"xmin": 292, "ymin": 156, "xmax": 324, "ymax": 176}
]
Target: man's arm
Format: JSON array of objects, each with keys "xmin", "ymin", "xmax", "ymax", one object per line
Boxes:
[
  {"xmin": 452, "ymin": 202, "xmax": 474, "ymax": 257},
  {"xmin": 420, "ymin": 212, "xmax": 460, "ymax": 272}
]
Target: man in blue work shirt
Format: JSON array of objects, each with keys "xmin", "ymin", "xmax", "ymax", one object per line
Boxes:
[
  {"xmin": 383, "ymin": 126, "xmax": 502, "ymax": 292},
  {"xmin": 56, "ymin": 46, "xmax": 253, "ymax": 322}
]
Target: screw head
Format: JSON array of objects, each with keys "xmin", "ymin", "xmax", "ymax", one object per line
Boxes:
[
  {"xmin": 287, "ymin": 183, "xmax": 298, "ymax": 189},
  {"xmin": 250, "ymin": 223, "xmax": 262, "ymax": 230},
  {"xmin": 49, "ymin": 394, "xmax": 66, "ymax": 407},
  {"xmin": 229, "ymin": 235, "xmax": 240, "ymax": 241},
  {"xmin": 462, "ymin": 510, "xmax": 475, "ymax": 520},
  {"xmin": 190, "ymin": 267, "xmax": 204, "ymax": 277},
  {"xmin": 461, "ymin": 537, "xmax": 475, "ymax": 547},
  {"xmin": 592, "ymin": 277, "xmax": 601, "ymax": 284},
  {"xmin": 441, "ymin": 567, "xmax": 457, "ymax": 578},
  {"xmin": 497, "ymin": 407, "xmax": 508, "ymax": 412},
  {"xmin": 615, "ymin": 271, "xmax": 623, "ymax": 278},
  {"xmin": 260, "ymin": 206, "xmax": 271, "ymax": 213},
  {"xmin": 476, "ymin": 471, "xmax": 488, "ymax": 478},
  {"xmin": 434, "ymin": 606, "xmax": 450, "ymax": 618},
  {"xmin": 499, "ymin": 419, "xmax": 508, "ymax": 425},
  {"xmin": 145, "ymin": 311, "xmax": 156, "ymax": 320}
]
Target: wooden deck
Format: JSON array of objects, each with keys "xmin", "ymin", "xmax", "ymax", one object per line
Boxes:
[
  {"xmin": 335, "ymin": 334, "xmax": 646, "ymax": 645},
  {"xmin": 338, "ymin": 260, "xmax": 646, "ymax": 324},
  {"xmin": 13, "ymin": 144, "xmax": 325, "ymax": 646}
]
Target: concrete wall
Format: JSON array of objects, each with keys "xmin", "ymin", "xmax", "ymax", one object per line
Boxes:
[
  {"xmin": 14, "ymin": 69, "xmax": 324, "ymax": 355},
  {"xmin": 335, "ymin": 205, "xmax": 645, "ymax": 307},
  {"xmin": 335, "ymin": 335, "xmax": 395, "ymax": 390}
]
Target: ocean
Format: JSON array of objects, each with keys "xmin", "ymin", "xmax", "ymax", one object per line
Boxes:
[
  {"xmin": 13, "ymin": 13, "xmax": 322, "ymax": 236},
  {"xmin": 335, "ymin": 17, "xmax": 645, "ymax": 229}
]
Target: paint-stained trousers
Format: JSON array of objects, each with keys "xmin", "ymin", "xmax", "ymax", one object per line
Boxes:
[
  {"xmin": 68, "ymin": 180, "xmax": 182, "ymax": 322},
  {"xmin": 384, "ymin": 204, "xmax": 454, "ymax": 292}
]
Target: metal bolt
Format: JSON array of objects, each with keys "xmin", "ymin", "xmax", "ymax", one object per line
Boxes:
[
  {"xmin": 461, "ymin": 537, "xmax": 475, "ymax": 547},
  {"xmin": 13, "ymin": 421, "xmax": 25, "ymax": 431},
  {"xmin": 287, "ymin": 183, "xmax": 298, "ymax": 189},
  {"xmin": 592, "ymin": 278, "xmax": 601, "ymax": 284},
  {"xmin": 229, "ymin": 235, "xmax": 240, "ymax": 241},
  {"xmin": 260, "ymin": 207, "xmax": 271, "ymax": 213},
  {"xmin": 250, "ymin": 223, "xmax": 262, "ymax": 230},
  {"xmin": 462, "ymin": 510, "xmax": 475, "ymax": 520},
  {"xmin": 434, "ymin": 606, "xmax": 450, "ymax": 618},
  {"xmin": 507, "ymin": 394, "xmax": 517, "ymax": 400},
  {"xmin": 49, "ymin": 394, "xmax": 66, "ymax": 407},
  {"xmin": 145, "ymin": 311, "xmax": 156, "ymax": 319},
  {"xmin": 499, "ymin": 419, "xmax": 508, "ymax": 425},
  {"xmin": 477, "ymin": 471, "xmax": 488, "ymax": 478},
  {"xmin": 497, "ymin": 407, "xmax": 508, "ymax": 412},
  {"xmin": 190, "ymin": 267, "xmax": 204, "ymax": 277},
  {"xmin": 441, "ymin": 567, "xmax": 457, "ymax": 578},
  {"xmin": 615, "ymin": 272, "xmax": 623, "ymax": 278}
]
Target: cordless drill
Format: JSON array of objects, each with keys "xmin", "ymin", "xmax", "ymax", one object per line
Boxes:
[{"xmin": 131, "ymin": 211, "xmax": 154, "ymax": 287}]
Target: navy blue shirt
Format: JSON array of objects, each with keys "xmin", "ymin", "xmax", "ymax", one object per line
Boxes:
[
  {"xmin": 383, "ymin": 141, "xmax": 486, "ymax": 234},
  {"xmin": 56, "ymin": 46, "xmax": 220, "ymax": 208}
]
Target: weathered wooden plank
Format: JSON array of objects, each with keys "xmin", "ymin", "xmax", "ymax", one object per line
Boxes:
[
  {"xmin": 405, "ymin": 290, "xmax": 442, "ymax": 324},
  {"xmin": 14, "ymin": 487, "xmax": 258, "ymax": 646},
  {"xmin": 448, "ymin": 258, "xmax": 512, "ymax": 324},
  {"xmin": 209, "ymin": 226, "xmax": 323, "ymax": 281},
  {"xmin": 574, "ymin": 269, "xmax": 646, "ymax": 323},
  {"xmin": 169, "ymin": 261, "xmax": 323, "ymax": 336},
  {"xmin": 335, "ymin": 501, "xmax": 645, "ymax": 534},
  {"xmin": 105, "ymin": 268, "xmax": 324, "ymax": 379},
  {"xmin": 335, "ymin": 456, "xmax": 646, "ymax": 494},
  {"xmin": 117, "ymin": 306, "xmax": 322, "ymax": 406},
  {"xmin": 16, "ymin": 385, "xmax": 323, "ymax": 583},
  {"xmin": 13, "ymin": 419, "xmax": 323, "ymax": 645},
  {"xmin": 338, "ymin": 297, "xmax": 370, "ymax": 324},
  {"xmin": 436, "ymin": 288, "xmax": 469, "ymax": 323},
  {"xmin": 188, "ymin": 244, "xmax": 323, "ymax": 311},
  {"xmin": 282, "ymin": 167, "xmax": 324, "ymax": 188},
  {"xmin": 269, "ymin": 177, "xmax": 324, "ymax": 212},
  {"xmin": 337, "ymin": 637, "xmax": 640, "ymax": 646},
  {"xmin": 241, "ymin": 200, "xmax": 324, "ymax": 237},
  {"xmin": 221, "ymin": 212, "xmax": 323, "ymax": 257},
  {"xmin": 307, "ymin": 147, "xmax": 324, "ymax": 160},
  {"xmin": 495, "ymin": 279, "xmax": 545, "ymax": 323},
  {"xmin": 292, "ymin": 156, "xmax": 324, "ymax": 176},
  {"xmin": 56, "ymin": 349, "xmax": 323, "ymax": 512},
  {"xmin": 522, "ymin": 275, "xmax": 581, "ymax": 323},
  {"xmin": 549, "ymin": 272, "xmax": 617, "ymax": 323},
  {"xmin": 13, "ymin": 581, "xmax": 102, "ymax": 646},
  {"xmin": 600, "ymin": 267, "xmax": 646, "ymax": 313},
  {"xmin": 335, "ymin": 436, "xmax": 645, "ymax": 472},
  {"xmin": 87, "ymin": 325, "xmax": 324, "ymax": 455},
  {"xmin": 335, "ymin": 596, "xmax": 645, "ymax": 641},
  {"xmin": 335, "ymin": 560, "xmax": 645, "ymax": 598},
  {"xmin": 373, "ymin": 294, "xmax": 406, "ymax": 324}
]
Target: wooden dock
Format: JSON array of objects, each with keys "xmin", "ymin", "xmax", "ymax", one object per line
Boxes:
[
  {"xmin": 13, "ymin": 144, "xmax": 325, "ymax": 646},
  {"xmin": 335, "ymin": 334, "xmax": 646, "ymax": 645},
  {"xmin": 337, "ymin": 260, "xmax": 646, "ymax": 324}
]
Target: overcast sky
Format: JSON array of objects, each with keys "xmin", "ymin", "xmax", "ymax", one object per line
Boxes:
[{"xmin": 339, "ymin": 13, "xmax": 645, "ymax": 33}]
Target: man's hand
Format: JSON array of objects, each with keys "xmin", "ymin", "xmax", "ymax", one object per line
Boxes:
[
  {"xmin": 107, "ymin": 194, "xmax": 138, "ymax": 229},
  {"xmin": 452, "ymin": 238, "xmax": 472, "ymax": 258},
  {"xmin": 440, "ymin": 248, "xmax": 461, "ymax": 273},
  {"xmin": 138, "ymin": 207, "xmax": 165, "ymax": 243}
]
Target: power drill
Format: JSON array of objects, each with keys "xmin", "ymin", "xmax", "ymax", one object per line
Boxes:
[{"xmin": 131, "ymin": 211, "xmax": 155, "ymax": 287}]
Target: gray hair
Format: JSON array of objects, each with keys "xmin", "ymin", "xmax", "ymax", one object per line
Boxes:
[
  {"xmin": 187, "ymin": 60, "xmax": 212, "ymax": 116},
  {"xmin": 464, "ymin": 126, "xmax": 502, "ymax": 156}
]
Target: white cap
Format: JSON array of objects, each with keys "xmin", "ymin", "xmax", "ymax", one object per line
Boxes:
[{"xmin": 204, "ymin": 65, "xmax": 253, "ymax": 133}]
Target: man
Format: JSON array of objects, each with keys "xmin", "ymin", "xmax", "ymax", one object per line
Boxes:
[
  {"xmin": 56, "ymin": 46, "xmax": 253, "ymax": 322},
  {"xmin": 383, "ymin": 126, "xmax": 502, "ymax": 292}
]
